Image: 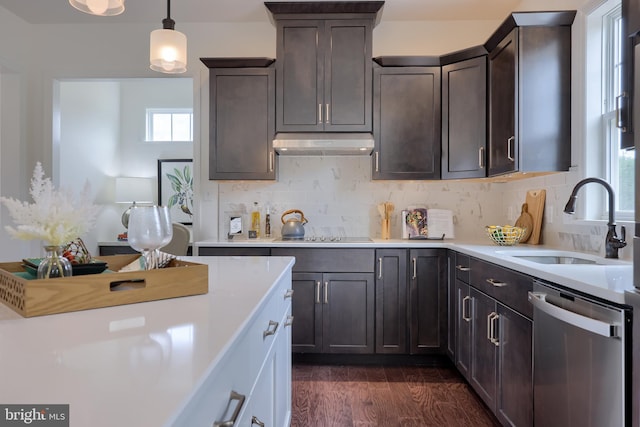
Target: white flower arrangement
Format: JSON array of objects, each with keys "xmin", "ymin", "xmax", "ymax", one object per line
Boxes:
[{"xmin": 0, "ymin": 162, "xmax": 100, "ymax": 247}]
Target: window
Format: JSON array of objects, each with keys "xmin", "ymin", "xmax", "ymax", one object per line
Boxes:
[
  {"xmin": 602, "ymin": 2, "xmax": 635, "ymax": 214},
  {"xmin": 602, "ymin": 3, "xmax": 635, "ymax": 217},
  {"xmin": 146, "ymin": 108, "xmax": 193, "ymax": 142}
]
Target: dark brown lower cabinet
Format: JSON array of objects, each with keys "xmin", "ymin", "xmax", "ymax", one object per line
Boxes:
[
  {"xmin": 467, "ymin": 286, "xmax": 533, "ymax": 427},
  {"xmin": 291, "ymin": 271, "xmax": 375, "ymax": 354},
  {"xmin": 375, "ymin": 249, "xmax": 408, "ymax": 354},
  {"xmin": 455, "ymin": 279, "xmax": 471, "ymax": 380},
  {"xmin": 409, "ymin": 249, "xmax": 447, "ymax": 354}
]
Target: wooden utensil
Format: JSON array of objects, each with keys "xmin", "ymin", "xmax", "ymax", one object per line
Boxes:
[
  {"xmin": 525, "ymin": 190, "xmax": 546, "ymax": 244},
  {"xmin": 514, "ymin": 203, "xmax": 534, "ymax": 243}
]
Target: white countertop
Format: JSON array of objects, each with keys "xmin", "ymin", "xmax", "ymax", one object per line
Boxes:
[
  {"xmin": 196, "ymin": 239, "xmax": 634, "ymax": 304},
  {"xmin": 0, "ymin": 256, "xmax": 295, "ymax": 427}
]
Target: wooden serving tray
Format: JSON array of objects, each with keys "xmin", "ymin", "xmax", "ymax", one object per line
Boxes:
[{"xmin": 0, "ymin": 254, "xmax": 208, "ymax": 318}]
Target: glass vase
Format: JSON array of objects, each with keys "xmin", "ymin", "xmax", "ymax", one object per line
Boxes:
[{"xmin": 37, "ymin": 245, "xmax": 73, "ymax": 279}]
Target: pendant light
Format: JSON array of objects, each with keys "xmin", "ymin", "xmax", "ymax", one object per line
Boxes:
[
  {"xmin": 150, "ymin": 0, "xmax": 187, "ymax": 74},
  {"xmin": 69, "ymin": 0, "xmax": 124, "ymax": 16}
]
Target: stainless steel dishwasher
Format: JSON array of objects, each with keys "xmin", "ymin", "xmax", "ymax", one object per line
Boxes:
[{"xmin": 528, "ymin": 280, "xmax": 630, "ymax": 427}]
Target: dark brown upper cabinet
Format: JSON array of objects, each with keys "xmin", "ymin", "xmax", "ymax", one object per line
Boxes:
[
  {"xmin": 201, "ymin": 58, "xmax": 276, "ymax": 180},
  {"xmin": 486, "ymin": 11, "xmax": 575, "ymax": 177},
  {"xmin": 372, "ymin": 59, "xmax": 441, "ymax": 180},
  {"xmin": 266, "ymin": 2, "xmax": 383, "ymax": 133},
  {"xmin": 621, "ymin": 0, "xmax": 636, "ymax": 150},
  {"xmin": 441, "ymin": 47, "xmax": 488, "ymax": 179}
]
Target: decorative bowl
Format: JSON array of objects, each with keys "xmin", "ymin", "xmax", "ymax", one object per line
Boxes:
[{"xmin": 486, "ymin": 225, "xmax": 527, "ymax": 246}]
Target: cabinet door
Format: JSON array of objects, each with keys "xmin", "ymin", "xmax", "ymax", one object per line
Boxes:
[
  {"xmin": 375, "ymin": 249, "xmax": 408, "ymax": 354},
  {"xmin": 470, "ymin": 288, "xmax": 498, "ymax": 411},
  {"xmin": 442, "ymin": 55, "xmax": 487, "ymax": 179},
  {"xmin": 446, "ymin": 251, "xmax": 456, "ymax": 361},
  {"xmin": 455, "ymin": 279, "xmax": 471, "ymax": 380},
  {"xmin": 496, "ymin": 304, "xmax": 533, "ymax": 427},
  {"xmin": 209, "ymin": 67, "xmax": 276, "ymax": 180},
  {"xmin": 323, "ymin": 272, "xmax": 375, "ymax": 354},
  {"xmin": 276, "ymin": 20, "xmax": 324, "ymax": 132},
  {"xmin": 291, "ymin": 272, "xmax": 323, "ymax": 353},
  {"xmin": 324, "ymin": 20, "xmax": 372, "ymax": 131},
  {"xmin": 408, "ymin": 249, "xmax": 447, "ymax": 354},
  {"xmin": 373, "ymin": 66, "xmax": 441, "ymax": 180},
  {"xmin": 488, "ymin": 29, "xmax": 517, "ymax": 176}
]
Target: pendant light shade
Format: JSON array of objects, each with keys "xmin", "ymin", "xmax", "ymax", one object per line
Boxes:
[
  {"xmin": 69, "ymin": 0, "xmax": 124, "ymax": 16},
  {"xmin": 150, "ymin": 0, "xmax": 187, "ymax": 74}
]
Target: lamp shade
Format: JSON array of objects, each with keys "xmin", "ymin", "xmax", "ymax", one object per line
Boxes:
[
  {"xmin": 115, "ymin": 177, "xmax": 154, "ymax": 204},
  {"xmin": 150, "ymin": 29, "xmax": 187, "ymax": 74},
  {"xmin": 69, "ymin": 0, "xmax": 125, "ymax": 16}
]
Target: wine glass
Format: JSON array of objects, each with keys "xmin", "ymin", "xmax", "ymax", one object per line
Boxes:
[
  {"xmin": 128, "ymin": 206, "xmax": 165, "ymax": 270},
  {"xmin": 155, "ymin": 206, "xmax": 173, "ymax": 266}
]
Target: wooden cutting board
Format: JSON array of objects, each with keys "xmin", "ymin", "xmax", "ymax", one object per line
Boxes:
[
  {"xmin": 525, "ymin": 189, "xmax": 546, "ymax": 244},
  {"xmin": 514, "ymin": 203, "xmax": 534, "ymax": 242}
]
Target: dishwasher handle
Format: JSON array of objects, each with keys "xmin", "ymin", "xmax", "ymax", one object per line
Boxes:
[{"xmin": 528, "ymin": 291, "xmax": 619, "ymax": 338}]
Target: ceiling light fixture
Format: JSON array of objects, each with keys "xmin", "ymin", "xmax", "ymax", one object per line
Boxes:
[
  {"xmin": 68, "ymin": 0, "xmax": 125, "ymax": 16},
  {"xmin": 150, "ymin": 0, "xmax": 187, "ymax": 74}
]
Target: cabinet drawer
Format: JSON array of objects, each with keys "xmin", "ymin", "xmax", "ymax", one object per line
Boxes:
[
  {"xmin": 469, "ymin": 258, "xmax": 533, "ymax": 318},
  {"xmin": 271, "ymin": 248, "xmax": 375, "ymax": 273},
  {"xmin": 454, "ymin": 253, "xmax": 471, "ymax": 283},
  {"xmin": 198, "ymin": 247, "xmax": 271, "ymax": 256}
]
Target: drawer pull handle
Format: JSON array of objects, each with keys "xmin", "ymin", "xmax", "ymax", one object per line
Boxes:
[
  {"xmin": 263, "ymin": 320, "xmax": 279, "ymax": 339},
  {"xmin": 507, "ymin": 136, "xmax": 515, "ymax": 161},
  {"xmin": 455, "ymin": 265, "xmax": 470, "ymax": 272},
  {"xmin": 213, "ymin": 390, "xmax": 245, "ymax": 427},
  {"xmin": 489, "ymin": 312, "xmax": 500, "ymax": 346},
  {"xmin": 486, "ymin": 278, "xmax": 507, "ymax": 287},
  {"xmin": 284, "ymin": 289, "xmax": 294, "ymax": 299},
  {"xmin": 412, "ymin": 258, "xmax": 417, "ymax": 280},
  {"xmin": 252, "ymin": 416, "xmax": 265, "ymax": 427},
  {"xmin": 285, "ymin": 315, "xmax": 294, "ymax": 327},
  {"xmin": 378, "ymin": 257, "xmax": 383, "ymax": 279},
  {"xmin": 462, "ymin": 296, "xmax": 471, "ymax": 322}
]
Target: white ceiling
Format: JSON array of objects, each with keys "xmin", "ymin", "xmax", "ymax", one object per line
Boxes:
[{"xmin": 0, "ymin": 0, "xmax": 522, "ymax": 24}]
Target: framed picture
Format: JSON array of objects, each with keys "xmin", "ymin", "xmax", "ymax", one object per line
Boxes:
[{"xmin": 158, "ymin": 159, "xmax": 194, "ymax": 225}]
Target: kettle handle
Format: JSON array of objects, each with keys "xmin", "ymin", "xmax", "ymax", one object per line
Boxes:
[{"xmin": 281, "ymin": 209, "xmax": 307, "ymax": 224}]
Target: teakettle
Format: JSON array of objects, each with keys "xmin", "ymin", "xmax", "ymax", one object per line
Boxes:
[{"xmin": 281, "ymin": 209, "xmax": 307, "ymax": 240}]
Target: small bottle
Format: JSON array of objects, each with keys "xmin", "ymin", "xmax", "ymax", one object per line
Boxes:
[
  {"xmin": 265, "ymin": 206, "xmax": 271, "ymax": 237},
  {"xmin": 250, "ymin": 202, "xmax": 261, "ymax": 238}
]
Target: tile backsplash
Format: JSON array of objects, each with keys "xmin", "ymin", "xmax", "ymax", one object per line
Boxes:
[{"xmin": 209, "ymin": 156, "xmax": 632, "ymax": 260}]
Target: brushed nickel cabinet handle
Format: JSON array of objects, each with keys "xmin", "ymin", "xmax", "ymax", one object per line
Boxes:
[
  {"xmin": 213, "ymin": 390, "xmax": 245, "ymax": 427},
  {"xmin": 507, "ymin": 136, "xmax": 515, "ymax": 161},
  {"xmin": 378, "ymin": 257, "xmax": 383, "ymax": 279},
  {"xmin": 375, "ymin": 151, "xmax": 380, "ymax": 172},
  {"xmin": 263, "ymin": 320, "xmax": 279, "ymax": 339},
  {"xmin": 285, "ymin": 315, "xmax": 294, "ymax": 327},
  {"xmin": 487, "ymin": 312, "xmax": 493, "ymax": 341},
  {"xmin": 284, "ymin": 289, "xmax": 294, "ymax": 299},
  {"xmin": 455, "ymin": 265, "xmax": 470, "ymax": 272},
  {"xmin": 315, "ymin": 281, "xmax": 321, "ymax": 304},
  {"xmin": 478, "ymin": 146, "xmax": 485, "ymax": 168},
  {"xmin": 326, "ymin": 103, "xmax": 330, "ymax": 124},
  {"xmin": 251, "ymin": 416, "xmax": 265, "ymax": 427},
  {"xmin": 412, "ymin": 258, "xmax": 417, "ymax": 280},
  {"xmin": 486, "ymin": 278, "xmax": 507, "ymax": 287},
  {"xmin": 324, "ymin": 281, "xmax": 329, "ymax": 304},
  {"xmin": 490, "ymin": 312, "xmax": 500, "ymax": 346},
  {"xmin": 462, "ymin": 295, "xmax": 471, "ymax": 322},
  {"xmin": 318, "ymin": 103, "xmax": 322, "ymax": 123},
  {"xmin": 269, "ymin": 151, "xmax": 274, "ymax": 172}
]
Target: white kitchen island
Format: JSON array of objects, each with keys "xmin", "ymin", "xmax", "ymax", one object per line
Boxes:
[{"xmin": 0, "ymin": 256, "xmax": 295, "ymax": 427}]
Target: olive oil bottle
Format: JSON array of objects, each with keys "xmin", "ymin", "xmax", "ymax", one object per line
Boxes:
[{"xmin": 250, "ymin": 202, "xmax": 261, "ymax": 238}]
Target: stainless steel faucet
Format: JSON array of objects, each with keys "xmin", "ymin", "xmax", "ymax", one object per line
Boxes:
[{"xmin": 563, "ymin": 177, "xmax": 627, "ymax": 258}]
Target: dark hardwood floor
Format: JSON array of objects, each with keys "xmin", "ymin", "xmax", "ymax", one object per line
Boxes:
[{"xmin": 291, "ymin": 363, "xmax": 501, "ymax": 427}]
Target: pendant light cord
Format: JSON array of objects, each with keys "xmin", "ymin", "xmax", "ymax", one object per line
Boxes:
[{"xmin": 162, "ymin": 0, "xmax": 175, "ymax": 30}]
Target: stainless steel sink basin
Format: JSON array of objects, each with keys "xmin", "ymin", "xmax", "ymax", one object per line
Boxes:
[
  {"xmin": 495, "ymin": 250, "xmax": 629, "ymax": 266},
  {"xmin": 511, "ymin": 255, "xmax": 598, "ymax": 265}
]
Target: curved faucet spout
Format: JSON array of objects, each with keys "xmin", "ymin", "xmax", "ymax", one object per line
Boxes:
[{"xmin": 563, "ymin": 177, "xmax": 626, "ymax": 258}]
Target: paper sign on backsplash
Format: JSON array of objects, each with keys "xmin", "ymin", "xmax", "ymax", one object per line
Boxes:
[{"xmin": 402, "ymin": 208, "xmax": 454, "ymax": 239}]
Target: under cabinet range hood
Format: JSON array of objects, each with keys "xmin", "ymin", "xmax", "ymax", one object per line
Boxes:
[{"xmin": 273, "ymin": 133, "xmax": 374, "ymax": 156}]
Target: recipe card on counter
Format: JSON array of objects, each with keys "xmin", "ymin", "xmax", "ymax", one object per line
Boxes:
[{"xmin": 426, "ymin": 209, "xmax": 454, "ymax": 239}]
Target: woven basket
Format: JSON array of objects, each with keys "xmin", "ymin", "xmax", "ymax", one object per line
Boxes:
[{"xmin": 486, "ymin": 226, "xmax": 527, "ymax": 246}]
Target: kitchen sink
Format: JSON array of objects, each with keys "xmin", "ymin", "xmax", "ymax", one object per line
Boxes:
[{"xmin": 495, "ymin": 250, "xmax": 629, "ymax": 266}]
